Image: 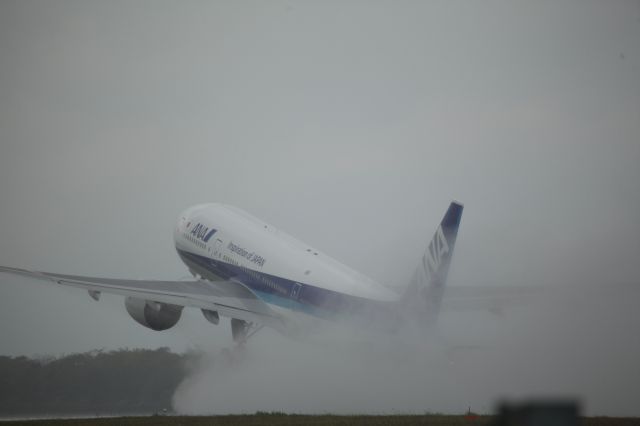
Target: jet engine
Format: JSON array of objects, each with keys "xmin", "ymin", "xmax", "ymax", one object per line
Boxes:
[{"xmin": 125, "ymin": 297, "xmax": 183, "ymax": 331}]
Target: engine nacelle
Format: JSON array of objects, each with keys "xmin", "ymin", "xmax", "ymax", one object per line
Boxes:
[{"xmin": 125, "ymin": 297, "xmax": 183, "ymax": 331}]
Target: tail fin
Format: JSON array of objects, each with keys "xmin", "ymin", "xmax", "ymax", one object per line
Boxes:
[{"xmin": 402, "ymin": 201, "xmax": 463, "ymax": 326}]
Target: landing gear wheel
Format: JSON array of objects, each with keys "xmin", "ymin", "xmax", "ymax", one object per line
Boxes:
[{"xmin": 230, "ymin": 318, "xmax": 264, "ymax": 344}]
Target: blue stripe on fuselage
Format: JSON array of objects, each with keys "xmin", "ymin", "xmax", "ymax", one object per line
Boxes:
[{"xmin": 176, "ymin": 248, "xmax": 400, "ymax": 324}]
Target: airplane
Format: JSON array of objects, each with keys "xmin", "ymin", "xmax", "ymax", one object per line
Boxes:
[{"xmin": 0, "ymin": 201, "xmax": 463, "ymax": 344}]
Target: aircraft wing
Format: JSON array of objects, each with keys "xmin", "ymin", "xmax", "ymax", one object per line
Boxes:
[{"xmin": 0, "ymin": 266, "xmax": 286, "ymax": 332}]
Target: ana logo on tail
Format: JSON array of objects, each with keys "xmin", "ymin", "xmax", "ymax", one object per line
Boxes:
[{"xmin": 422, "ymin": 226, "xmax": 449, "ymax": 284}]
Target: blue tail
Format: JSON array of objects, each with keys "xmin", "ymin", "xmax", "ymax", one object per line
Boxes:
[{"xmin": 402, "ymin": 201, "xmax": 463, "ymax": 326}]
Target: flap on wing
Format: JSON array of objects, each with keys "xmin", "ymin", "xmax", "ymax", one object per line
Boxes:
[{"xmin": 0, "ymin": 266, "xmax": 284, "ymax": 331}]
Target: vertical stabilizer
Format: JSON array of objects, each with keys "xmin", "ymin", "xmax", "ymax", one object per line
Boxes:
[{"xmin": 402, "ymin": 201, "xmax": 463, "ymax": 326}]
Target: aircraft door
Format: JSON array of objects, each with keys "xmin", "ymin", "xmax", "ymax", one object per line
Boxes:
[
  {"xmin": 290, "ymin": 282, "xmax": 302, "ymax": 310},
  {"xmin": 214, "ymin": 238, "xmax": 223, "ymax": 259}
]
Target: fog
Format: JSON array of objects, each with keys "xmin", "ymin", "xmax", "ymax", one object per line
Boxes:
[
  {"xmin": 171, "ymin": 283, "xmax": 639, "ymax": 416},
  {"xmin": 1, "ymin": 0, "xmax": 639, "ymax": 417}
]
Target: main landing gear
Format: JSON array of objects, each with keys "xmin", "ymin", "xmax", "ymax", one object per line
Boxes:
[
  {"xmin": 230, "ymin": 318, "xmax": 264, "ymax": 345},
  {"xmin": 219, "ymin": 319, "xmax": 264, "ymax": 366}
]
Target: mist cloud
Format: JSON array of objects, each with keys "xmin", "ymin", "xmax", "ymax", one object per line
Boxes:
[
  {"xmin": 0, "ymin": 0, "xmax": 638, "ymax": 417},
  {"xmin": 173, "ymin": 283, "xmax": 639, "ymax": 416}
]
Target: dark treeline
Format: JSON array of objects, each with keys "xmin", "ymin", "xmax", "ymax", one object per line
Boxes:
[{"xmin": 0, "ymin": 348, "xmax": 192, "ymax": 416}]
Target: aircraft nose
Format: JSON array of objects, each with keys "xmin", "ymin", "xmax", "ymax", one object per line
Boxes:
[
  {"xmin": 175, "ymin": 203, "xmax": 216, "ymax": 243},
  {"xmin": 175, "ymin": 207, "xmax": 195, "ymax": 240},
  {"xmin": 175, "ymin": 204, "xmax": 207, "ymax": 235}
]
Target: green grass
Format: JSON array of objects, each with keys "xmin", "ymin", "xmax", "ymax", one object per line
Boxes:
[
  {"xmin": 0, "ymin": 414, "xmax": 486, "ymax": 426},
  {"xmin": 2, "ymin": 414, "xmax": 639, "ymax": 426}
]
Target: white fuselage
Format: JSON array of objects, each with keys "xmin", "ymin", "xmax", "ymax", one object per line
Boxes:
[{"xmin": 173, "ymin": 204, "xmax": 399, "ymax": 320}]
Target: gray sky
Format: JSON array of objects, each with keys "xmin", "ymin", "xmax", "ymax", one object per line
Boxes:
[{"xmin": 0, "ymin": 0, "xmax": 639, "ymax": 416}]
